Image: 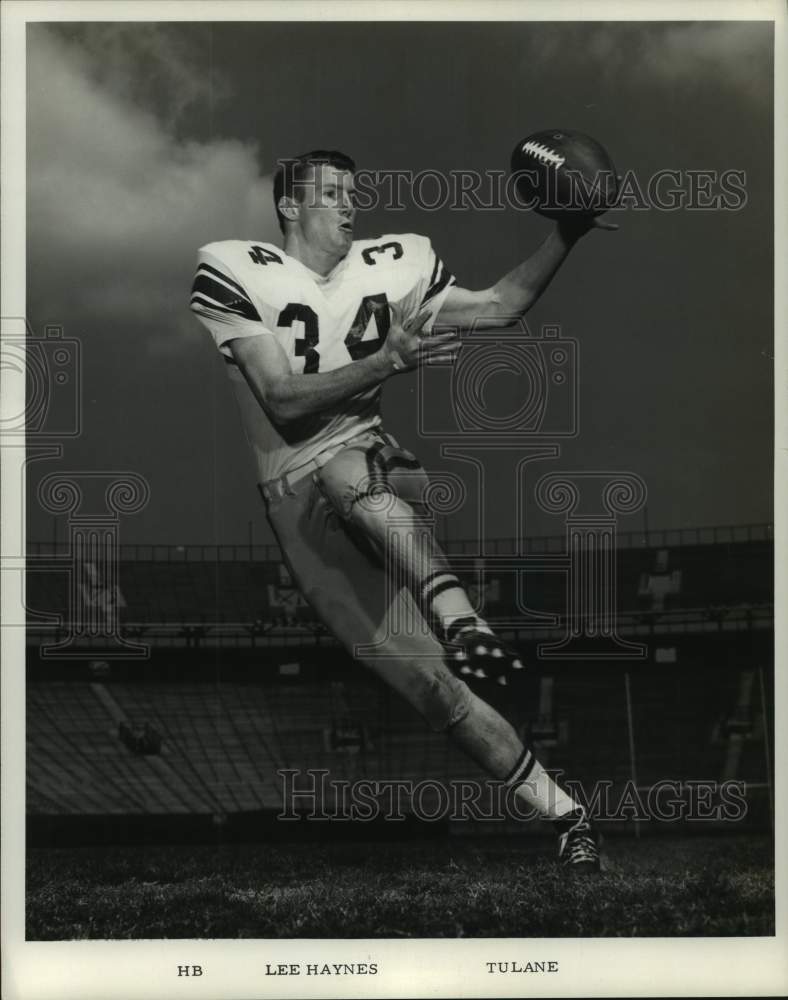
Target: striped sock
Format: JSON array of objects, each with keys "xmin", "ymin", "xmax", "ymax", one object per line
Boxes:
[
  {"xmin": 506, "ymin": 746, "xmax": 582, "ymax": 821},
  {"xmin": 505, "ymin": 745, "xmax": 538, "ymax": 788},
  {"xmin": 418, "ymin": 572, "xmax": 492, "ymax": 640}
]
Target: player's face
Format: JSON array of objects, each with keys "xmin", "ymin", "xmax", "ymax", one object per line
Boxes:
[{"xmin": 295, "ymin": 164, "xmax": 356, "ymax": 255}]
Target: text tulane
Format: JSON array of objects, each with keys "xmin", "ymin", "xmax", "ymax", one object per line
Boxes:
[{"xmin": 486, "ymin": 960, "xmax": 559, "ymax": 973}]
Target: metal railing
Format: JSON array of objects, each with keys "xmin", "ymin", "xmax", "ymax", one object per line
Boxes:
[
  {"xmin": 24, "ymin": 522, "xmax": 773, "ymax": 563},
  {"xmin": 25, "ymin": 603, "xmax": 774, "ymax": 649}
]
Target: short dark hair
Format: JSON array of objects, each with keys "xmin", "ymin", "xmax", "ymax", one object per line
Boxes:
[{"xmin": 273, "ymin": 150, "xmax": 356, "ymax": 233}]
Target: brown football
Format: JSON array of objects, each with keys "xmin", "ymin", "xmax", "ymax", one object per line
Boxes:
[{"xmin": 511, "ymin": 129, "xmax": 619, "ymax": 219}]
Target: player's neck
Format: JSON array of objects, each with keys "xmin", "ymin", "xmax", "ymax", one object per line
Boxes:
[{"xmin": 283, "ymin": 232, "xmax": 345, "ymax": 278}]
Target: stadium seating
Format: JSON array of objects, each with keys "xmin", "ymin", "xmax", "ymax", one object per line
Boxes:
[
  {"xmin": 27, "ymin": 655, "xmax": 772, "ymax": 822},
  {"xmin": 25, "ymin": 526, "xmax": 773, "ymax": 831}
]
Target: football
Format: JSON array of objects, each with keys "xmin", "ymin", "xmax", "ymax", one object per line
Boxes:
[{"xmin": 511, "ymin": 129, "xmax": 619, "ymax": 219}]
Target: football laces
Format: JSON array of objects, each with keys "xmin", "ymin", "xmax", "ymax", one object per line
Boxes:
[{"xmin": 521, "ymin": 140, "xmax": 565, "ymax": 169}]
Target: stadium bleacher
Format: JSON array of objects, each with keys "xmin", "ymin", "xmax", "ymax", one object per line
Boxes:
[{"xmin": 24, "ymin": 525, "xmax": 773, "ymax": 836}]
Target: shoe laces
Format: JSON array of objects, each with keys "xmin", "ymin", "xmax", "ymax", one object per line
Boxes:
[{"xmin": 560, "ymin": 816, "xmax": 598, "ymax": 864}]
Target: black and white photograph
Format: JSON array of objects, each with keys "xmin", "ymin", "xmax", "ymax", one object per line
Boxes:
[{"xmin": 1, "ymin": 1, "xmax": 785, "ymax": 997}]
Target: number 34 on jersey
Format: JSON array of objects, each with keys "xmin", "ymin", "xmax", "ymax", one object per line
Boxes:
[{"xmin": 190, "ymin": 234, "xmax": 455, "ymax": 374}]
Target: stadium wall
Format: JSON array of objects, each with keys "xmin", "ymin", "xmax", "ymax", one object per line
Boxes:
[
  {"xmin": 25, "ymin": 527, "xmax": 774, "ymax": 844},
  {"xmin": 27, "ymin": 638, "xmax": 773, "ymax": 844}
]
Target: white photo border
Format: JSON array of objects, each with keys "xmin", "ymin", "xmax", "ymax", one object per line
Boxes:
[{"xmin": 2, "ymin": 1, "xmax": 785, "ymax": 998}]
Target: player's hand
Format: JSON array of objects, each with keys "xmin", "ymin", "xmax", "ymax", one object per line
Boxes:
[{"xmin": 382, "ymin": 310, "xmax": 461, "ymax": 373}]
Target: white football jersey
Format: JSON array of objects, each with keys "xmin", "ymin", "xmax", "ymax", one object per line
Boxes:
[{"xmin": 190, "ymin": 234, "xmax": 455, "ymax": 483}]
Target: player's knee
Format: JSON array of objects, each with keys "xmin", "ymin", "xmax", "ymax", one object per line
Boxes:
[
  {"xmin": 418, "ymin": 665, "xmax": 472, "ymax": 733},
  {"xmin": 315, "ymin": 452, "xmax": 366, "ymax": 520},
  {"xmin": 318, "ymin": 452, "xmax": 399, "ymax": 525},
  {"xmin": 317, "ymin": 444, "xmax": 429, "ymax": 524}
]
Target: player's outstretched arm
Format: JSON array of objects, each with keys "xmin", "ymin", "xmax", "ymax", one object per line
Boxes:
[
  {"xmin": 434, "ymin": 215, "xmax": 617, "ymax": 331},
  {"xmin": 230, "ymin": 311, "xmax": 459, "ymax": 424}
]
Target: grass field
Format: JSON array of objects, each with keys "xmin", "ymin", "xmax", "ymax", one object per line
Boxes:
[{"xmin": 26, "ymin": 833, "xmax": 774, "ymax": 940}]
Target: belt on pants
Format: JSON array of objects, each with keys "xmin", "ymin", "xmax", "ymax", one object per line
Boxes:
[{"xmin": 258, "ymin": 428, "xmax": 398, "ymax": 502}]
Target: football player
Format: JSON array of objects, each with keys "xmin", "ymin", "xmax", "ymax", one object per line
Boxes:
[{"xmin": 191, "ymin": 150, "xmax": 614, "ymax": 871}]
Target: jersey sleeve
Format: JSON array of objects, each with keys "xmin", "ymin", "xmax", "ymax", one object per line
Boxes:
[
  {"xmin": 190, "ymin": 244, "xmax": 275, "ymax": 356},
  {"xmin": 400, "ymin": 235, "xmax": 457, "ymax": 333}
]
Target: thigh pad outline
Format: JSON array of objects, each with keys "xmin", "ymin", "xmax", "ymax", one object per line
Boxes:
[{"xmin": 317, "ymin": 440, "xmax": 430, "ymax": 520}]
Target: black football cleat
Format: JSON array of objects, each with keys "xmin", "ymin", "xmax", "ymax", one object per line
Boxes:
[
  {"xmin": 555, "ymin": 809, "xmax": 601, "ymax": 873},
  {"xmin": 445, "ymin": 626, "xmax": 525, "ymax": 686}
]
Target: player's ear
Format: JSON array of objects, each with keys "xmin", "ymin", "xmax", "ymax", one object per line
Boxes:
[{"xmin": 278, "ymin": 195, "xmax": 300, "ymax": 225}]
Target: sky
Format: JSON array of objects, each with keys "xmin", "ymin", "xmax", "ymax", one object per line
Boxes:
[{"xmin": 23, "ymin": 19, "xmax": 774, "ymax": 546}]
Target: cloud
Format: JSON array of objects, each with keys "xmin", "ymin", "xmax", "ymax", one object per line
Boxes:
[
  {"xmin": 49, "ymin": 22, "xmax": 234, "ymax": 131},
  {"xmin": 26, "ymin": 19, "xmax": 769, "ymax": 356},
  {"xmin": 521, "ymin": 21, "xmax": 770, "ymax": 105},
  {"xmin": 638, "ymin": 22, "xmax": 771, "ymax": 101},
  {"xmin": 26, "ymin": 25, "xmax": 278, "ymax": 355}
]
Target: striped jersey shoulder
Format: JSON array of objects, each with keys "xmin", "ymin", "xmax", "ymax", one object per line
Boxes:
[
  {"xmin": 350, "ymin": 233, "xmax": 455, "ymax": 306},
  {"xmin": 350, "ymin": 232, "xmax": 431, "ymax": 266},
  {"xmin": 198, "ymin": 239, "xmax": 283, "ymax": 262},
  {"xmin": 190, "ymin": 242, "xmax": 266, "ymax": 322},
  {"xmin": 419, "ymin": 244, "xmax": 455, "ymax": 309}
]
